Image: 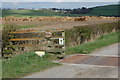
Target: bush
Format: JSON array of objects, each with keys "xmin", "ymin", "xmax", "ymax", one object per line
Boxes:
[{"xmin": 2, "ymin": 24, "xmax": 17, "ymax": 56}]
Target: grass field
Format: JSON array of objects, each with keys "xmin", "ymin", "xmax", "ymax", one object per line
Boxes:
[
  {"xmin": 66, "ymin": 31, "xmax": 119, "ymax": 55},
  {"xmin": 2, "ymin": 4, "xmax": 119, "ymax": 17},
  {"xmin": 2, "ymin": 9, "xmax": 67, "ymax": 17},
  {"xmin": 90, "ymin": 5, "xmax": 119, "ymax": 16},
  {"xmin": 2, "ymin": 53, "xmax": 60, "ymax": 78}
]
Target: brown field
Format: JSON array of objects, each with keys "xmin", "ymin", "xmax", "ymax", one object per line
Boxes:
[{"xmin": 2, "ymin": 16, "xmax": 119, "ymax": 30}]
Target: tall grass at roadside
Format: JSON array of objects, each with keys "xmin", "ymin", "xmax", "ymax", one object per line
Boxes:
[
  {"xmin": 2, "ymin": 52, "xmax": 60, "ymax": 78},
  {"xmin": 0, "ymin": 60, "xmax": 2, "ymax": 79},
  {"xmin": 66, "ymin": 31, "xmax": 119, "ymax": 55},
  {"xmin": 18, "ymin": 25, "xmax": 45, "ymax": 28},
  {"xmin": 65, "ymin": 21, "xmax": 119, "ymax": 47}
]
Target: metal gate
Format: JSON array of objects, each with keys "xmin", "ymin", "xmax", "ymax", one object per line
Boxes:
[{"xmin": 8, "ymin": 29, "xmax": 65, "ymax": 54}]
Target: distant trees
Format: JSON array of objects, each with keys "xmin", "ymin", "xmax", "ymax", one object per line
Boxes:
[
  {"xmin": 51, "ymin": 7, "xmax": 93, "ymax": 14},
  {"xmin": 69, "ymin": 7, "xmax": 93, "ymax": 14}
]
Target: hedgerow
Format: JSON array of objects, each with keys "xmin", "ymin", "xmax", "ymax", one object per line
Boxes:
[{"xmin": 65, "ymin": 21, "xmax": 119, "ymax": 46}]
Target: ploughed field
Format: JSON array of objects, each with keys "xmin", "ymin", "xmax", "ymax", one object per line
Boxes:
[{"xmin": 2, "ymin": 16, "xmax": 119, "ymax": 30}]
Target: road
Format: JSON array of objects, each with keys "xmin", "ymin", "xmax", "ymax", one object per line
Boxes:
[{"xmin": 24, "ymin": 43, "xmax": 119, "ymax": 78}]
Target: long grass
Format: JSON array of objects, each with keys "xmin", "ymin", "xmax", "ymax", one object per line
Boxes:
[
  {"xmin": 0, "ymin": 60, "xmax": 2, "ymax": 79},
  {"xmin": 2, "ymin": 52, "xmax": 60, "ymax": 78},
  {"xmin": 18, "ymin": 25, "xmax": 45, "ymax": 28},
  {"xmin": 66, "ymin": 31, "xmax": 119, "ymax": 55}
]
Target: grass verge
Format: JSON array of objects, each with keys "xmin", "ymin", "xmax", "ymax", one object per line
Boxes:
[
  {"xmin": 18, "ymin": 25, "xmax": 45, "ymax": 28},
  {"xmin": 66, "ymin": 31, "xmax": 119, "ymax": 55},
  {"xmin": 2, "ymin": 52, "xmax": 60, "ymax": 78},
  {"xmin": 0, "ymin": 60, "xmax": 2, "ymax": 79}
]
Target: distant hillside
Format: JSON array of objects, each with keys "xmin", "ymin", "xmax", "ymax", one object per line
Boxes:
[
  {"xmin": 2, "ymin": 4, "xmax": 119, "ymax": 17},
  {"xmin": 2, "ymin": 9, "xmax": 68, "ymax": 17},
  {"xmin": 90, "ymin": 4, "xmax": 119, "ymax": 16}
]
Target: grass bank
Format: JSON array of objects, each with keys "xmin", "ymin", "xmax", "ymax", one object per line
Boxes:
[
  {"xmin": 2, "ymin": 52, "xmax": 60, "ymax": 78},
  {"xmin": 18, "ymin": 25, "xmax": 45, "ymax": 28},
  {"xmin": 0, "ymin": 60, "xmax": 2, "ymax": 79},
  {"xmin": 66, "ymin": 31, "xmax": 119, "ymax": 55}
]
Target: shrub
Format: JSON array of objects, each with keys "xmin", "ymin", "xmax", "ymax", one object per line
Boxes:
[{"xmin": 2, "ymin": 24, "xmax": 17, "ymax": 56}]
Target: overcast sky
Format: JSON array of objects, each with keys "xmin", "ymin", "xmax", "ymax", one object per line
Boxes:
[
  {"xmin": 2, "ymin": 0, "xmax": 120, "ymax": 2},
  {"xmin": 2, "ymin": 2, "xmax": 118, "ymax": 9}
]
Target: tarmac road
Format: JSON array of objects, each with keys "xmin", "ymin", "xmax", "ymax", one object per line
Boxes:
[{"xmin": 24, "ymin": 43, "xmax": 119, "ymax": 78}]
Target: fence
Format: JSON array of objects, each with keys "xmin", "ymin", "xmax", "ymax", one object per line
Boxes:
[{"xmin": 8, "ymin": 29, "xmax": 65, "ymax": 54}]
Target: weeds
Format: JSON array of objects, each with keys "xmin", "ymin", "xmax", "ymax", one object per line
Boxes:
[{"xmin": 2, "ymin": 52, "xmax": 60, "ymax": 78}]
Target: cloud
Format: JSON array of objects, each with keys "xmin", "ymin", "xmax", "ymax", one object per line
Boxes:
[
  {"xmin": 2, "ymin": 2, "xmax": 118, "ymax": 9},
  {"xmin": 55, "ymin": 0, "xmax": 82, "ymax": 2},
  {"xmin": 12, "ymin": 2, "xmax": 19, "ymax": 5},
  {"xmin": 55, "ymin": 0, "xmax": 64, "ymax": 2}
]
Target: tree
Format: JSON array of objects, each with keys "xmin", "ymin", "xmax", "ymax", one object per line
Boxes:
[{"xmin": 81, "ymin": 7, "xmax": 86, "ymax": 10}]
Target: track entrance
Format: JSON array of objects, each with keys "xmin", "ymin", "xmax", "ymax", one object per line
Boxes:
[{"xmin": 60, "ymin": 55, "xmax": 119, "ymax": 66}]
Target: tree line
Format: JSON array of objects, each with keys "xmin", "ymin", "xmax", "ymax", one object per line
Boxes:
[
  {"xmin": 51, "ymin": 7, "xmax": 93, "ymax": 14},
  {"xmin": 2, "ymin": 7, "xmax": 93, "ymax": 14}
]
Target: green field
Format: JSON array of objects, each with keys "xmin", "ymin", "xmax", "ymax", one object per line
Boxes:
[
  {"xmin": 66, "ymin": 31, "xmax": 119, "ymax": 55},
  {"xmin": 2, "ymin": 4, "xmax": 119, "ymax": 17},
  {"xmin": 2, "ymin": 9, "xmax": 68, "ymax": 17},
  {"xmin": 90, "ymin": 4, "xmax": 119, "ymax": 16}
]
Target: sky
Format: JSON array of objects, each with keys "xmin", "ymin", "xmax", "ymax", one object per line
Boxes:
[
  {"xmin": 1, "ymin": 0, "xmax": 119, "ymax": 9},
  {"xmin": 2, "ymin": 0, "xmax": 120, "ymax": 2},
  {"xmin": 2, "ymin": 2, "xmax": 119, "ymax": 9}
]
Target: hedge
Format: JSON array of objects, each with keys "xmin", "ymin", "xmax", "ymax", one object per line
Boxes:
[{"xmin": 65, "ymin": 21, "xmax": 120, "ymax": 46}]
